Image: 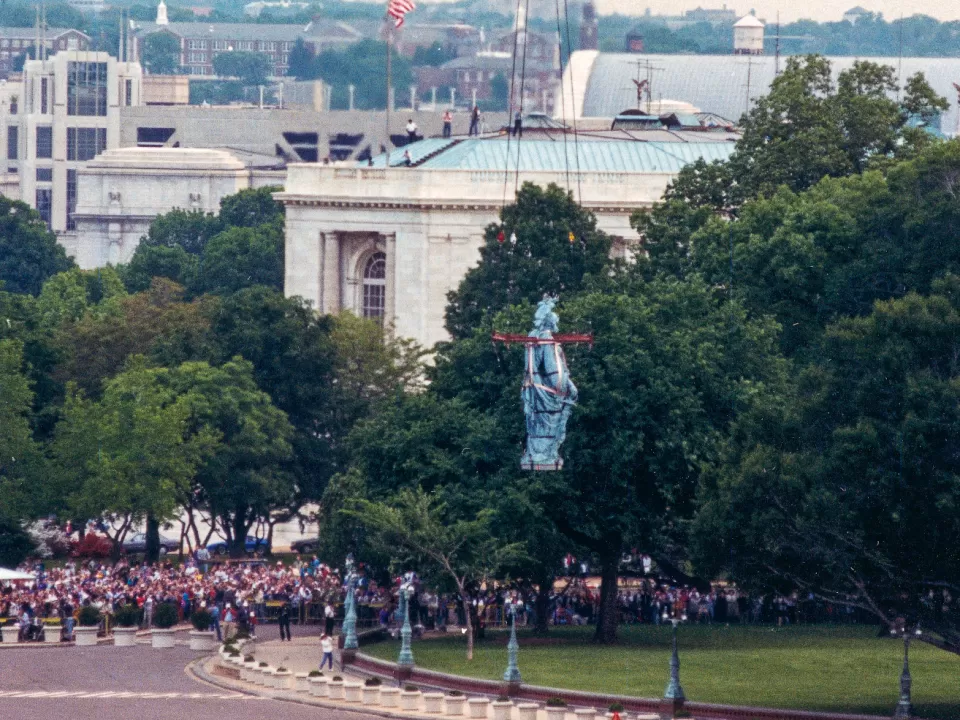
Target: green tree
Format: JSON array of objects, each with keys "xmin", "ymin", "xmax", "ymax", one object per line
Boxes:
[
  {"xmin": 692, "ymin": 280, "xmax": 960, "ymax": 651},
  {"xmin": 141, "ymin": 32, "xmax": 181, "ymax": 75},
  {"xmin": 137, "ymin": 208, "xmax": 223, "ymax": 256},
  {"xmin": 0, "ymin": 196, "xmax": 74, "ymax": 295},
  {"xmin": 218, "ymin": 186, "xmax": 283, "ymax": 229},
  {"xmin": 354, "ymin": 487, "xmax": 524, "ymax": 660},
  {"xmin": 121, "ymin": 244, "xmax": 200, "ymax": 293},
  {"xmin": 213, "ymin": 51, "xmax": 271, "ymax": 85},
  {"xmin": 50, "ymin": 360, "xmax": 215, "ymax": 556},
  {"xmin": 165, "ymin": 358, "xmax": 294, "ymax": 557},
  {"xmin": 489, "ymin": 73, "xmax": 509, "ymax": 111},
  {"xmin": 36, "ymin": 267, "xmax": 127, "ymax": 328},
  {"xmin": 316, "ymin": 39, "xmax": 413, "ymax": 110},
  {"xmin": 198, "ymin": 225, "xmax": 284, "ymax": 295},
  {"xmin": 445, "ymin": 182, "xmax": 613, "ymax": 339},
  {"xmin": 287, "ymin": 38, "xmax": 314, "ymax": 79},
  {"xmin": 412, "ymin": 42, "xmax": 455, "ymax": 66},
  {"xmin": 0, "ymin": 340, "xmax": 46, "ymax": 524}
]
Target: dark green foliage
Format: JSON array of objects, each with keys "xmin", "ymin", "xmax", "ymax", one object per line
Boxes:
[
  {"xmin": 212, "ymin": 51, "xmax": 271, "ymax": 86},
  {"xmin": 153, "ymin": 602, "xmax": 179, "ymax": 629},
  {"xmin": 141, "ymin": 33, "xmax": 180, "ymax": 74},
  {"xmin": 0, "ymin": 196, "xmax": 74, "ymax": 295},
  {"xmin": 114, "ymin": 603, "xmax": 142, "ymax": 628},
  {"xmin": 0, "ymin": 515, "xmax": 32, "ymax": 567},
  {"xmin": 445, "ymin": 182, "xmax": 614, "ymax": 339},
  {"xmin": 190, "ymin": 608, "xmax": 213, "ymax": 631},
  {"xmin": 77, "ymin": 604, "xmax": 102, "ymax": 627}
]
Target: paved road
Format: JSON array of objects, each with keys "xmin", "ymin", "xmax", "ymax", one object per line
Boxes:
[{"xmin": 0, "ymin": 624, "xmax": 363, "ymax": 720}]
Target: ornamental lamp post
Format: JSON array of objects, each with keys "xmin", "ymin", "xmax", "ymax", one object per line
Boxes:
[
  {"xmin": 502, "ymin": 600, "xmax": 522, "ymax": 692},
  {"xmin": 892, "ymin": 624, "xmax": 922, "ymax": 719},
  {"xmin": 661, "ymin": 611, "xmax": 687, "ymax": 718},
  {"xmin": 396, "ymin": 574, "xmax": 416, "ymax": 681},
  {"xmin": 341, "ymin": 553, "xmax": 359, "ymax": 663}
]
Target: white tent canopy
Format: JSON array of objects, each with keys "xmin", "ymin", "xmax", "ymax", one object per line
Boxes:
[{"xmin": 0, "ymin": 567, "xmax": 35, "ymax": 581}]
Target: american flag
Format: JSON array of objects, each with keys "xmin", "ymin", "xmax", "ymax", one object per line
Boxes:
[{"xmin": 387, "ymin": 0, "xmax": 415, "ymax": 27}]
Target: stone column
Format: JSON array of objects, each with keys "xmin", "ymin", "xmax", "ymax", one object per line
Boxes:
[
  {"xmin": 284, "ymin": 218, "xmax": 322, "ymax": 309},
  {"xmin": 384, "ymin": 232, "xmax": 396, "ymax": 329},
  {"xmin": 321, "ymin": 231, "xmax": 341, "ymax": 315}
]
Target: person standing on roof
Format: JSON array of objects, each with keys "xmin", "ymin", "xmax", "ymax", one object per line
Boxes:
[
  {"xmin": 469, "ymin": 105, "xmax": 481, "ymax": 136},
  {"xmin": 442, "ymin": 109, "xmax": 453, "ymax": 138},
  {"xmin": 406, "ymin": 118, "xmax": 418, "ymax": 144},
  {"xmin": 513, "ymin": 108, "xmax": 523, "ymax": 137}
]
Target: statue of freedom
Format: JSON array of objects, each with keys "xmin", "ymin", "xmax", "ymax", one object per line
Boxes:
[{"xmin": 519, "ymin": 297, "xmax": 578, "ymax": 470}]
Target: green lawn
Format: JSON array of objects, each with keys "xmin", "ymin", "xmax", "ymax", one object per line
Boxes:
[{"xmin": 364, "ymin": 625, "xmax": 960, "ymax": 719}]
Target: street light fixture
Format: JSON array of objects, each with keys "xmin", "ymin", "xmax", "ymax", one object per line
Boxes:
[
  {"xmin": 891, "ymin": 624, "xmax": 922, "ymax": 719},
  {"xmin": 503, "ymin": 600, "xmax": 521, "ymax": 686},
  {"xmin": 663, "ymin": 610, "xmax": 687, "ymax": 713},
  {"xmin": 342, "ymin": 553, "xmax": 359, "ymax": 653},
  {"xmin": 397, "ymin": 573, "xmax": 416, "ymax": 668}
]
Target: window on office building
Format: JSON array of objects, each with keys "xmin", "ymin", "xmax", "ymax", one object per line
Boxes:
[
  {"xmin": 36, "ymin": 126, "xmax": 52, "ymax": 158},
  {"xmin": 66, "ymin": 169, "xmax": 77, "ymax": 230},
  {"xmin": 36, "ymin": 167, "xmax": 52, "ymax": 181},
  {"xmin": 40, "ymin": 78, "xmax": 48, "ymax": 114},
  {"xmin": 7, "ymin": 126, "xmax": 17, "ymax": 159},
  {"xmin": 125, "ymin": 78, "xmax": 133, "ymax": 106},
  {"xmin": 67, "ymin": 127, "xmax": 107, "ymax": 161},
  {"xmin": 362, "ymin": 252, "xmax": 387, "ymax": 322},
  {"xmin": 36, "ymin": 187, "xmax": 52, "ymax": 227},
  {"xmin": 67, "ymin": 61, "xmax": 108, "ymax": 116}
]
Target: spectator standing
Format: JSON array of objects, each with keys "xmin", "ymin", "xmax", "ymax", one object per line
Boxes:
[
  {"xmin": 324, "ymin": 601, "xmax": 336, "ymax": 635},
  {"xmin": 442, "ymin": 109, "xmax": 453, "ymax": 138},
  {"xmin": 469, "ymin": 105, "xmax": 481, "ymax": 135},
  {"xmin": 513, "ymin": 109, "xmax": 522, "ymax": 137},
  {"xmin": 406, "ymin": 118, "xmax": 418, "ymax": 143},
  {"xmin": 278, "ymin": 601, "xmax": 292, "ymax": 642}
]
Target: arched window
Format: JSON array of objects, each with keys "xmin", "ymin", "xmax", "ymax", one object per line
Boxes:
[{"xmin": 362, "ymin": 252, "xmax": 386, "ymax": 322}]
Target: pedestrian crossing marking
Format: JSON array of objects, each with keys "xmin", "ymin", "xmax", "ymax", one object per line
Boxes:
[{"xmin": 0, "ymin": 690, "xmax": 264, "ymax": 701}]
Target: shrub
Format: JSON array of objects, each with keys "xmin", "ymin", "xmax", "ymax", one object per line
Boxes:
[
  {"xmin": 244, "ymin": 654, "xmax": 254, "ymax": 662},
  {"xmin": 229, "ymin": 651, "xmax": 240, "ymax": 657},
  {"xmin": 77, "ymin": 605, "xmax": 101, "ymax": 627},
  {"xmin": 277, "ymin": 667, "xmax": 287, "ymax": 672},
  {"xmin": 608, "ymin": 704, "xmax": 624, "ymax": 713},
  {"xmin": 153, "ymin": 602, "xmax": 179, "ymax": 629},
  {"xmin": 113, "ymin": 603, "xmax": 141, "ymax": 628},
  {"xmin": 234, "ymin": 628, "xmax": 251, "ymax": 639},
  {"xmin": 332, "ymin": 676, "xmax": 343, "ymax": 682},
  {"xmin": 190, "ymin": 608, "xmax": 213, "ymax": 631},
  {"xmin": 259, "ymin": 661, "xmax": 268, "ymax": 667},
  {"xmin": 70, "ymin": 533, "xmax": 113, "ymax": 559},
  {"xmin": 404, "ymin": 684, "xmax": 418, "ymax": 692},
  {"xmin": 309, "ymin": 670, "xmax": 322, "ymax": 677},
  {"xmin": 364, "ymin": 678, "xmax": 382, "ymax": 687},
  {"xmin": 448, "ymin": 690, "xmax": 463, "ymax": 697},
  {"xmin": 546, "ymin": 698, "xmax": 567, "ymax": 708},
  {"xmin": 496, "ymin": 696, "xmax": 511, "ymax": 703}
]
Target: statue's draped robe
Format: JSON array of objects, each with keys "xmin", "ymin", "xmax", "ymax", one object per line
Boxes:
[{"xmin": 521, "ymin": 331, "xmax": 578, "ymax": 469}]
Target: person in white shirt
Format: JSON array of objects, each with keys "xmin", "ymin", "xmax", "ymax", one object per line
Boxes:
[
  {"xmin": 406, "ymin": 118, "xmax": 418, "ymax": 143},
  {"xmin": 319, "ymin": 633, "xmax": 334, "ymax": 670}
]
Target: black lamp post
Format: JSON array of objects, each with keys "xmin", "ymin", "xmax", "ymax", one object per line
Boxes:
[{"xmin": 892, "ymin": 624, "xmax": 922, "ymax": 719}]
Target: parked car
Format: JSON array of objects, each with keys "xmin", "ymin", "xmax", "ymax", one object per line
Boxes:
[
  {"xmin": 290, "ymin": 538, "xmax": 319, "ymax": 554},
  {"xmin": 206, "ymin": 536, "xmax": 270, "ymax": 556},
  {"xmin": 122, "ymin": 533, "xmax": 179, "ymax": 556}
]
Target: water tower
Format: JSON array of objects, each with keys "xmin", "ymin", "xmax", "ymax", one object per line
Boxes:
[{"xmin": 734, "ymin": 14, "xmax": 764, "ymax": 55}]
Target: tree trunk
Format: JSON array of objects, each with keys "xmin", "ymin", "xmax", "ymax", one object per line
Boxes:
[
  {"xmin": 230, "ymin": 512, "xmax": 248, "ymax": 559},
  {"xmin": 593, "ymin": 549, "xmax": 620, "ymax": 644},
  {"xmin": 145, "ymin": 514, "xmax": 160, "ymax": 564},
  {"xmin": 462, "ymin": 591, "xmax": 475, "ymax": 661},
  {"xmin": 534, "ymin": 573, "xmax": 551, "ymax": 635}
]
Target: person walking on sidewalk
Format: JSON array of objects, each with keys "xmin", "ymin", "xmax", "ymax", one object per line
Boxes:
[
  {"xmin": 319, "ymin": 633, "xmax": 335, "ymax": 670},
  {"xmin": 278, "ymin": 601, "xmax": 292, "ymax": 642}
]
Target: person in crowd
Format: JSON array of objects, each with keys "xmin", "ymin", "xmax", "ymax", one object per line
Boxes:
[
  {"xmin": 278, "ymin": 600, "xmax": 292, "ymax": 642},
  {"xmin": 442, "ymin": 109, "xmax": 453, "ymax": 138}
]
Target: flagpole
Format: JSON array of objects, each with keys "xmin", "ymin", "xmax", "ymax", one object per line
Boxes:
[{"xmin": 386, "ymin": 19, "xmax": 392, "ymax": 169}]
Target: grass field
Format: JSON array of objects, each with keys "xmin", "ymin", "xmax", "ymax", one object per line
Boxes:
[{"xmin": 364, "ymin": 625, "xmax": 960, "ymax": 719}]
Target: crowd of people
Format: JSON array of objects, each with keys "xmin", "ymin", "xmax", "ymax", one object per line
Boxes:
[
  {"xmin": 0, "ymin": 555, "xmax": 352, "ymax": 643},
  {"xmin": 5, "ymin": 552, "xmax": 950, "ymax": 644}
]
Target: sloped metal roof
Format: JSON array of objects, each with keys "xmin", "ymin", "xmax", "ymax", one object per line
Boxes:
[
  {"xmin": 580, "ymin": 52, "xmax": 960, "ymax": 135},
  {"xmin": 366, "ymin": 138, "xmax": 735, "ymax": 173}
]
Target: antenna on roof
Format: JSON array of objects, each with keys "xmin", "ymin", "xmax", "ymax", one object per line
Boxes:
[
  {"xmin": 896, "ymin": 8, "xmax": 904, "ymax": 101},
  {"xmin": 774, "ymin": 11, "xmax": 780, "ymax": 77}
]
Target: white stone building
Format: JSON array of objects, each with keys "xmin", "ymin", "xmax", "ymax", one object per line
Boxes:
[
  {"xmin": 0, "ymin": 50, "xmax": 143, "ymax": 237},
  {"xmin": 71, "ymin": 147, "xmax": 284, "ymax": 269},
  {"xmin": 277, "ymin": 133, "xmax": 736, "ymax": 349}
]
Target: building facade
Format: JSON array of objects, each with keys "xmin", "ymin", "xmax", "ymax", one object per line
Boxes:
[
  {"xmin": 72, "ymin": 147, "xmax": 282, "ymax": 268},
  {"xmin": 0, "ymin": 51, "xmax": 143, "ymax": 237},
  {"xmin": 277, "ymin": 136, "xmax": 735, "ymax": 348},
  {"xmin": 132, "ymin": 18, "xmax": 362, "ymax": 77},
  {"xmin": 0, "ymin": 27, "xmax": 91, "ymax": 77}
]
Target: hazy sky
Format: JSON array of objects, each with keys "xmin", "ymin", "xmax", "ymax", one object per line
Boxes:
[{"xmin": 591, "ymin": 1, "xmax": 960, "ymax": 23}]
